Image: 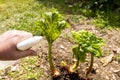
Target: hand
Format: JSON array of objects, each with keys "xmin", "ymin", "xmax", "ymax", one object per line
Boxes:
[{"xmin": 0, "ymin": 30, "xmax": 37, "ymax": 60}]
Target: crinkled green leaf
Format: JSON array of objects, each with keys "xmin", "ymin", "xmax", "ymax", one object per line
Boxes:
[
  {"xmin": 72, "ymin": 45, "xmax": 86, "ymax": 63},
  {"xmin": 37, "ymin": 9, "xmax": 69, "ymax": 43},
  {"xmin": 79, "ymin": 52, "xmax": 86, "ymax": 63},
  {"xmin": 72, "ymin": 30, "xmax": 106, "ymax": 58}
]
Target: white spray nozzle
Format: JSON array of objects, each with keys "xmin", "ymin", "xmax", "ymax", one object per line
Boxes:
[{"xmin": 17, "ymin": 36, "xmax": 43, "ymax": 51}]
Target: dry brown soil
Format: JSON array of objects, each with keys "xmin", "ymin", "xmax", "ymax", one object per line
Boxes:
[{"xmin": 37, "ymin": 24, "xmax": 120, "ymax": 80}]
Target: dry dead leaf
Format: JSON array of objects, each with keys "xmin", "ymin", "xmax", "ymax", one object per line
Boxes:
[{"xmin": 100, "ymin": 53, "xmax": 114, "ymax": 66}]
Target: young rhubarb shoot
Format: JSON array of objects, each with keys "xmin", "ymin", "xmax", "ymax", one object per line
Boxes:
[
  {"xmin": 69, "ymin": 44, "xmax": 86, "ymax": 73},
  {"xmin": 72, "ymin": 30, "xmax": 105, "ymax": 78},
  {"xmin": 37, "ymin": 9, "xmax": 68, "ymax": 76}
]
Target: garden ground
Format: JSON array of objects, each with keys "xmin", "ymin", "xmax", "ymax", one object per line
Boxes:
[{"xmin": 37, "ymin": 23, "xmax": 120, "ymax": 80}]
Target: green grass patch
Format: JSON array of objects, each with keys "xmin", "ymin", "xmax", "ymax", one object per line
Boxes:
[
  {"xmin": 0, "ymin": 0, "xmax": 50, "ymax": 79},
  {"xmin": 0, "ymin": 57, "xmax": 43, "ymax": 80},
  {"xmin": 0, "ymin": 0, "xmax": 52, "ymax": 35}
]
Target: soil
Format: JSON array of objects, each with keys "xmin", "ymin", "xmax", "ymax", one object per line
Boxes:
[
  {"xmin": 37, "ymin": 23, "xmax": 120, "ymax": 80},
  {"xmin": 52, "ymin": 66, "xmax": 92, "ymax": 80}
]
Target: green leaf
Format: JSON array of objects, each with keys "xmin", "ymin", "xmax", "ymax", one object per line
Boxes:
[
  {"xmin": 79, "ymin": 51, "xmax": 86, "ymax": 63},
  {"xmin": 72, "ymin": 46, "xmax": 79, "ymax": 60},
  {"xmin": 72, "ymin": 30, "xmax": 106, "ymax": 58},
  {"xmin": 72, "ymin": 45, "xmax": 86, "ymax": 63},
  {"xmin": 37, "ymin": 9, "xmax": 69, "ymax": 43}
]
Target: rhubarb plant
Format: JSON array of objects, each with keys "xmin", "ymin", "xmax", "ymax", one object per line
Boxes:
[
  {"xmin": 37, "ymin": 10, "xmax": 68, "ymax": 76},
  {"xmin": 71, "ymin": 30, "xmax": 105, "ymax": 78}
]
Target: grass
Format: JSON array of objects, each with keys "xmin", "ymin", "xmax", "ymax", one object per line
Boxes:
[
  {"xmin": 0, "ymin": 57, "xmax": 43, "ymax": 80},
  {"xmin": 0, "ymin": 0, "xmax": 52, "ymax": 35},
  {"xmin": 39, "ymin": 0, "xmax": 120, "ymax": 29},
  {"xmin": 91, "ymin": 10, "xmax": 120, "ymax": 29},
  {"xmin": 0, "ymin": 0, "xmax": 50, "ymax": 79},
  {"xmin": 1, "ymin": 0, "xmax": 119, "ymax": 34}
]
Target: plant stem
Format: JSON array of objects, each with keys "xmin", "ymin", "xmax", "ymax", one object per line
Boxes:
[
  {"xmin": 74, "ymin": 44, "xmax": 80, "ymax": 69},
  {"xmin": 74, "ymin": 59, "xmax": 80, "ymax": 69},
  {"xmin": 69, "ymin": 59, "xmax": 80, "ymax": 72},
  {"xmin": 85, "ymin": 54, "xmax": 94, "ymax": 78},
  {"xmin": 48, "ymin": 42, "xmax": 55, "ymax": 73}
]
